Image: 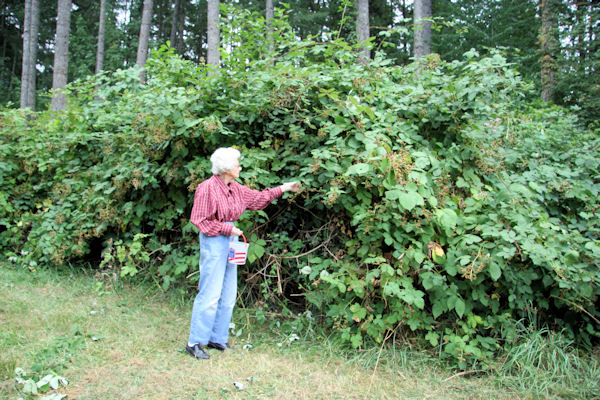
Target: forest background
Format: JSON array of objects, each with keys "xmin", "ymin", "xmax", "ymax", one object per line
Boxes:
[
  {"xmin": 1, "ymin": 0, "xmax": 599, "ymax": 393},
  {"xmin": 2, "ymin": 0, "xmax": 599, "ymax": 121}
]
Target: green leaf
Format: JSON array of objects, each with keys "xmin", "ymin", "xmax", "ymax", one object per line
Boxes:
[
  {"xmin": 300, "ymin": 265, "xmax": 312, "ymax": 275},
  {"xmin": 383, "ymin": 282, "xmax": 401, "ymax": 297},
  {"xmin": 436, "ymin": 209, "xmax": 458, "ymax": 231},
  {"xmin": 387, "ymin": 189, "xmax": 424, "ymax": 211},
  {"xmin": 350, "ymin": 303, "xmax": 367, "ymax": 320},
  {"xmin": 345, "ymin": 163, "xmax": 371, "ymax": 176},
  {"xmin": 350, "ymin": 333, "xmax": 363, "ymax": 348},
  {"xmin": 399, "ymin": 190, "xmax": 424, "ymax": 211},
  {"xmin": 455, "ymin": 298, "xmax": 465, "ymax": 318},
  {"xmin": 254, "ymin": 245, "xmax": 265, "ymax": 259},
  {"xmin": 413, "ymin": 251, "xmax": 425, "ymax": 265},
  {"xmin": 413, "ymin": 152, "xmax": 431, "ymax": 169},
  {"xmin": 425, "ymin": 331, "xmax": 439, "ymax": 346},
  {"xmin": 413, "ymin": 295, "xmax": 425, "ymax": 309},
  {"xmin": 432, "ymin": 300, "xmax": 446, "ymax": 319},
  {"xmin": 23, "ymin": 379, "xmax": 38, "ymax": 394},
  {"xmin": 488, "ymin": 263, "xmax": 501, "ymax": 281}
]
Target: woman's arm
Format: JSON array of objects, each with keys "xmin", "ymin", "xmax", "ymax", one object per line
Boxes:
[{"xmin": 240, "ymin": 181, "xmax": 301, "ymax": 211}]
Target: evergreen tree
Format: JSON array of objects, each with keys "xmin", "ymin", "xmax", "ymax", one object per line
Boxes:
[
  {"xmin": 186, "ymin": 0, "xmax": 207, "ymax": 63},
  {"xmin": 51, "ymin": 0, "xmax": 72, "ymax": 111},
  {"xmin": 432, "ymin": 0, "xmax": 539, "ymax": 81},
  {"xmin": 20, "ymin": 0, "xmax": 40, "ymax": 109},
  {"xmin": 266, "ymin": 0, "xmax": 274, "ymax": 55},
  {"xmin": 413, "ymin": 0, "xmax": 431, "ymax": 59},
  {"xmin": 540, "ymin": 0, "xmax": 560, "ymax": 102},
  {"xmin": 136, "ymin": 0, "xmax": 153, "ymax": 77},
  {"xmin": 369, "ymin": 0, "xmax": 408, "ymax": 64},
  {"xmin": 356, "ymin": 0, "xmax": 370, "ymax": 64},
  {"xmin": 96, "ymin": 0, "xmax": 107, "ymax": 74},
  {"xmin": 169, "ymin": 0, "xmax": 182, "ymax": 50},
  {"xmin": 207, "ymin": 0, "xmax": 220, "ymax": 74},
  {"xmin": 555, "ymin": 1, "xmax": 599, "ymax": 124}
]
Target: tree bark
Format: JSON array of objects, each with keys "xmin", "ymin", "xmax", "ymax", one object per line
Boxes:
[
  {"xmin": 157, "ymin": 0, "xmax": 165, "ymax": 41},
  {"xmin": 540, "ymin": 0, "xmax": 558, "ymax": 102},
  {"xmin": 266, "ymin": 0, "xmax": 274, "ymax": 56},
  {"xmin": 96, "ymin": 0, "xmax": 107, "ymax": 74},
  {"xmin": 8, "ymin": 48, "xmax": 18, "ymax": 97},
  {"xmin": 26, "ymin": 0, "xmax": 40, "ymax": 109},
  {"xmin": 207, "ymin": 0, "xmax": 220, "ymax": 75},
  {"xmin": 136, "ymin": 0, "xmax": 153, "ymax": 80},
  {"xmin": 20, "ymin": 0, "xmax": 32, "ymax": 108},
  {"xmin": 1, "ymin": 35, "xmax": 6, "ymax": 92},
  {"xmin": 356, "ymin": 0, "xmax": 370, "ymax": 65},
  {"xmin": 413, "ymin": 0, "xmax": 432, "ymax": 59},
  {"xmin": 170, "ymin": 0, "xmax": 182, "ymax": 48},
  {"xmin": 51, "ymin": 0, "xmax": 72, "ymax": 112},
  {"xmin": 175, "ymin": 0, "xmax": 185, "ymax": 53}
]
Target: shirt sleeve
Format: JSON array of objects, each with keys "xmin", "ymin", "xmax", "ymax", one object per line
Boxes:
[
  {"xmin": 240, "ymin": 184, "xmax": 283, "ymax": 211},
  {"xmin": 190, "ymin": 184, "xmax": 234, "ymax": 236}
]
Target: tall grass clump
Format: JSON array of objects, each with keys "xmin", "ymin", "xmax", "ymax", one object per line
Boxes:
[{"xmin": 497, "ymin": 321, "xmax": 600, "ymax": 398}]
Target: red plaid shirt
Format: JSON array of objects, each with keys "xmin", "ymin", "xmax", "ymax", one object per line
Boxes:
[{"xmin": 190, "ymin": 175, "xmax": 283, "ymax": 236}]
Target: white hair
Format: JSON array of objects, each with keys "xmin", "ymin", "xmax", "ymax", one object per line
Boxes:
[{"xmin": 210, "ymin": 147, "xmax": 241, "ymax": 175}]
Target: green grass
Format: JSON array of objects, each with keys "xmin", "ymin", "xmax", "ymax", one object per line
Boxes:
[
  {"xmin": 1, "ymin": 265, "xmax": 598, "ymax": 399},
  {"xmin": 496, "ymin": 325, "xmax": 600, "ymax": 398}
]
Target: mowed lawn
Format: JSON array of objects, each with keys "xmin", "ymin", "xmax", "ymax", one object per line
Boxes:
[{"xmin": 0, "ymin": 266, "xmax": 562, "ymax": 399}]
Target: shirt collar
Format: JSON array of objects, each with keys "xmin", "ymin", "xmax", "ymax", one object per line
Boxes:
[{"xmin": 212, "ymin": 174, "xmax": 232, "ymax": 194}]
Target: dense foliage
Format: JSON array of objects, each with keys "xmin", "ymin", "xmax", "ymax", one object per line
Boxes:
[
  {"xmin": 554, "ymin": 1, "xmax": 600, "ymax": 124},
  {"xmin": 1, "ymin": 24, "xmax": 599, "ymax": 369},
  {"xmin": 2, "ymin": 1, "xmax": 599, "ymax": 125},
  {"xmin": 432, "ymin": 0, "xmax": 540, "ymax": 81}
]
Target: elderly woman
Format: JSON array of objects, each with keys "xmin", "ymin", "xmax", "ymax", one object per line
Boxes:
[{"xmin": 186, "ymin": 147, "xmax": 300, "ymax": 360}]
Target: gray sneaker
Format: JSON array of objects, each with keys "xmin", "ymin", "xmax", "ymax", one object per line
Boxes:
[{"xmin": 186, "ymin": 343, "xmax": 210, "ymax": 359}]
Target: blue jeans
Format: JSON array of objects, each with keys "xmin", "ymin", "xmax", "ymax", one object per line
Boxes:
[{"xmin": 188, "ymin": 230, "xmax": 238, "ymax": 346}]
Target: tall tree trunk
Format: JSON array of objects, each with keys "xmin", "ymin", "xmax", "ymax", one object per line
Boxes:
[
  {"xmin": 206, "ymin": 0, "xmax": 220, "ymax": 75},
  {"xmin": 51, "ymin": 0, "xmax": 72, "ymax": 112},
  {"xmin": 356, "ymin": 0, "xmax": 370, "ymax": 65},
  {"xmin": 20, "ymin": 0, "xmax": 32, "ymax": 108},
  {"xmin": 96, "ymin": 0, "xmax": 107, "ymax": 74},
  {"xmin": 175, "ymin": 1, "xmax": 185, "ymax": 54},
  {"xmin": 401, "ymin": 0, "xmax": 409, "ymax": 58},
  {"xmin": 0, "ymin": 35, "xmax": 6, "ymax": 91},
  {"xmin": 413, "ymin": 0, "xmax": 432, "ymax": 59},
  {"xmin": 170, "ymin": 0, "xmax": 182, "ymax": 48},
  {"xmin": 540, "ymin": 0, "xmax": 558, "ymax": 102},
  {"xmin": 136, "ymin": 0, "xmax": 153, "ymax": 80},
  {"xmin": 26, "ymin": 0, "xmax": 40, "ymax": 109},
  {"xmin": 194, "ymin": 2, "xmax": 207, "ymax": 65},
  {"xmin": 8, "ymin": 49, "xmax": 18, "ymax": 97},
  {"xmin": 266, "ymin": 0, "xmax": 274, "ymax": 56},
  {"xmin": 157, "ymin": 0, "xmax": 165, "ymax": 41}
]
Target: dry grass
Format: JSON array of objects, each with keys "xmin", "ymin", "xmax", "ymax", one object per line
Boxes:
[{"xmin": 1, "ymin": 266, "xmax": 529, "ymax": 399}]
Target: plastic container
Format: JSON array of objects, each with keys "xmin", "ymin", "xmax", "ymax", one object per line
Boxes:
[{"xmin": 228, "ymin": 234, "xmax": 249, "ymax": 265}]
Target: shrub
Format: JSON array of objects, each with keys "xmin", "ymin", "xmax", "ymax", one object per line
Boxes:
[{"xmin": 1, "ymin": 33, "xmax": 598, "ymax": 369}]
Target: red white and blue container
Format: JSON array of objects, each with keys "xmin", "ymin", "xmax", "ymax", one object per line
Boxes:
[{"xmin": 228, "ymin": 234, "xmax": 249, "ymax": 265}]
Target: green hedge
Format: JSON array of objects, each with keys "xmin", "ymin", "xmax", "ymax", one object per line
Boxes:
[{"xmin": 1, "ymin": 40, "xmax": 598, "ymax": 369}]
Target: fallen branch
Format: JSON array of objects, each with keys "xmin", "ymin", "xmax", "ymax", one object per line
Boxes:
[
  {"xmin": 367, "ymin": 329, "xmax": 395, "ymax": 395},
  {"xmin": 551, "ymin": 295, "xmax": 600, "ymax": 325},
  {"xmin": 444, "ymin": 370, "xmax": 479, "ymax": 382}
]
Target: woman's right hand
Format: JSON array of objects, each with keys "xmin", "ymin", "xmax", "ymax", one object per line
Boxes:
[
  {"xmin": 231, "ymin": 227, "xmax": 243, "ymax": 236},
  {"xmin": 281, "ymin": 181, "xmax": 302, "ymax": 193}
]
